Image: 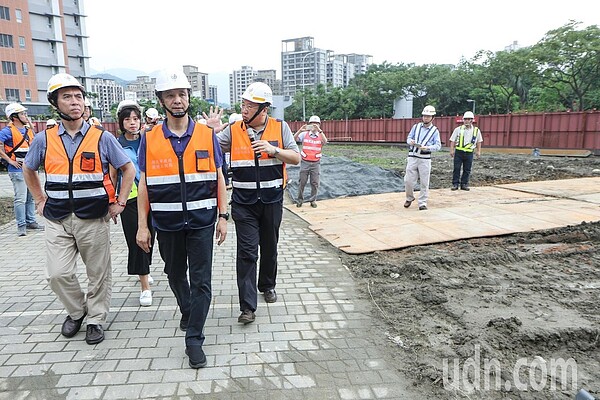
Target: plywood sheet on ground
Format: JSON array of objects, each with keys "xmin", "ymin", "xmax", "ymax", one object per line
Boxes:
[
  {"xmin": 482, "ymin": 148, "xmax": 592, "ymax": 157},
  {"xmin": 287, "ymin": 178, "xmax": 600, "ymax": 254}
]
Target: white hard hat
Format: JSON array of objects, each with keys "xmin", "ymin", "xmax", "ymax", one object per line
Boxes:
[
  {"xmin": 47, "ymin": 73, "xmax": 85, "ymax": 101},
  {"xmin": 116, "ymin": 100, "xmax": 142, "ymax": 116},
  {"xmin": 84, "ymin": 98, "xmax": 92, "ymax": 108},
  {"xmin": 46, "ymin": 118, "xmax": 57, "ymax": 127},
  {"xmin": 155, "ymin": 68, "xmax": 191, "ymax": 92},
  {"xmin": 197, "ymin": 118, "xmax": 207, "ymax": 125},
  {"xmin": 309, "ymin": 115, "xmax": 321, "ymax": 124},
  {"xmin": 422, "ymin": 105, "xmax": 436, "ymax": 116},
  {"xmin": 5, "ymin": 103, "xmax": 27, "ymax": 118},
  {"xmin": 242, "ymin": 82, "xmax": 273, "ymax": 105},
  {"xmin": 463, "ymin": 111, "xmax": 475, "ymax": 119},
  {"xmin": 145, "ymin": 107, "xmax": 159, "ymax": 119},
  {"xmin": 228, "ymin": 113, "xmax": 243, "ymax": 124}
]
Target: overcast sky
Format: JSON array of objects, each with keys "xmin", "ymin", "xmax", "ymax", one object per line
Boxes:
[{"xmin": 85, "ymin": 0, "xmax": 598, "ymax": 102}]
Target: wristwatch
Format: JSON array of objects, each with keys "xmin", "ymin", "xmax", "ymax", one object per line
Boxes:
[
  {"xmin": 273, "ymin": 147, "xmax": 281, "ymax": 156},
  {"xmin": 218, "ymin": 212, "xmax": 230, "ymax": 221}
]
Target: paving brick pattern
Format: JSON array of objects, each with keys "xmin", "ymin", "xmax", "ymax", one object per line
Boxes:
[{"xmin": 0, "ymin": 172, "xmax": 419, "ymax": 399}]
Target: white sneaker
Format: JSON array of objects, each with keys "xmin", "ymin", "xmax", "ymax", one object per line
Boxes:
[
  {"xmin": 139, "ymin": 290, "xmax": 152, "ymax": 307},
  {"xmin": 147, "ymin": 275, "xmax": 154, "ymax": 285}
]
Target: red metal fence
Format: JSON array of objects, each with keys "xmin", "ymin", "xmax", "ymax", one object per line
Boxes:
[
  {"xmin": 3, "ymin": 111, "xmax": 599, "ymax": 151},
  {"xmin": 289, "ymin": 111, "xmax": 600, "ymax": 151}
]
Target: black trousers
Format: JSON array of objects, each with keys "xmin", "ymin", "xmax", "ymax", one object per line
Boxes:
[
  {"xmin": 231, "ymin": 200, "xmax": 283, "ymax": 312},
  {"xmin": 157, "ymin": 226, "xmax": 213, "ymax": 347},
  {"xmin": 120, "ymin": 198, "xmax": 154, "ymax": 275}
]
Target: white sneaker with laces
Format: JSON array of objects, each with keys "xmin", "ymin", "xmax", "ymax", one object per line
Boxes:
[
  {"xmin": 139, "ymin": 290, "xmax": 152, "ymax": 307},
  {"xmin": 147, "ymin": 275, "xmax": 154, "ymax": 285}
]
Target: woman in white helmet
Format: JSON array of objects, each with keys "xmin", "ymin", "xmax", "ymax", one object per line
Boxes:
[
  {"xmin": 110, "ymin": 100, "xmax": 155, "ymax": 306},
  {"xmin": 144, "ymin": 107, "xmax": 160, "ymax": 132}
]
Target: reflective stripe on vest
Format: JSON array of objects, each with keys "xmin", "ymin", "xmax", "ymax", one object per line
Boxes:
[
  {"xmin": 300, "ymin": 133, "xmax": 323, "ymax": 161},
  {"xmin": 145, "ymin": 123, "xmax": 218, "ymax": 231},
  {"xmin": 230, "ymin": 118, "xmax": 286, "ymax": 204},
  {"xmin": 43, "ymin": 125, "xmax": 112, "ymax": 220},
  {"xmin": 408, "ymin": 123, "xmax": 438, "ymax": 159},
  {"xmin": 455, "ymin": 126, "xmax": 479, "ymax": 152},
  {"xmin": 4, "ymin": 124, "xmax": 34, "ymax": 162}
]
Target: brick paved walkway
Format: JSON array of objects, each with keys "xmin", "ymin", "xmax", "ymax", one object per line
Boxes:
[{"xmin": 0, "ymin": 172, "xmax": 419, "ymax": 399}]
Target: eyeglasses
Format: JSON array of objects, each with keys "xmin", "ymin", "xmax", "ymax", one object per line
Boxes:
[{"xmin": 241, "ymin": 102, "xmax": 259, "ymax": 112}]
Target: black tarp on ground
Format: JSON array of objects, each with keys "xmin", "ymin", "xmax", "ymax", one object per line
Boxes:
[{"xmin": 285, "ymin": 155, "xmax": 407, "ymax": 203}]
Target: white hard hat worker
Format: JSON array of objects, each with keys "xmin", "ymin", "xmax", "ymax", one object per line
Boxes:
[
  {"xmin": 47, "ymin": 73, "xmax": 86, "ymax": 122},
  {"xmin": 241, "ymin": 82, "xmax": 273, "ymax": 126},
  {"xmin": 145, "ymin": 107, "xmax": 159, "ymax": 120},
  {"xmin": 308, "ymin": 115, "xmax": 321, "ymax": 124},
  {"xmin": 422, "ymin": 105, "xmax": 436, "ymax": 116},
  {"xmin": 463, "ymin": 111, "xmax": 475, "ymax": 119},
  {"xmin": 228, "ymin": 113, "xmax": 243, "ymax": 124},
  {"xmin": 116, "ymin": 99, "xmax": 142, "ymax": 116},
  {"xmin": 154, "ymin": 68, "xmax": 191, "ymax": 119},
  {"xmin": 46, "ymin": 118, "xmax": 57, "ymax": 129},
  {"xmin": 4, "ymin": 103, "xmax": 28, "ymax": 125}
]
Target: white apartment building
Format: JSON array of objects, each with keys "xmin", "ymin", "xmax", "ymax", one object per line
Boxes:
[
  {"xmin": 126, "ymin": 76, "xmax": 156, "ymax": 102},
  {"xmin": 89, "ymin": 77, "xmax": 124, "ymax": 120}
]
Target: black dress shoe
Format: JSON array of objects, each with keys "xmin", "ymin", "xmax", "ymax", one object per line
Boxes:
[
  {"xmin": 460, "ymin": 185, "xmax": 470, "ymax": 191},
  {"xmin": 85, "ymin": 324, "xmax": 104, "ymax": 345},
  {"xmin": 264, "ymin": 289, "xmax": 277, "ymax": 303},
  {"xmin": 403, "ymin": 200, "xmax": 413, "ymax": 208},
  {"xmin": 185, "ymin": 346, "xmax": 207, "ymax": 369},
  {"xmin": 419, "ymin": 205, "xmax": 428, "ymax": 210},
  {"xmin": 61, "ymin": 312, "xmax": 87, "ymax": 338},
  {"xmin": 180, "ymin": 316, "xmax": 189, "ymax": 331},
  {"xmin": 238, "ymin": 309, "xmax": 255, "ymax": 324},
  {"xmin": 451, "ymin": 185, "xmax": 459, "ymax": 191}
]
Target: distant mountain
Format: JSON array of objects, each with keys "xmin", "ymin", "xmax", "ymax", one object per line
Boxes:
[
  {"xmin": 90, "ymin": 67, "xmax": 147, "ymax": 81},
  {"xmin": 90, "ymin": 73, "xmax": 131, "ymax": 87}
]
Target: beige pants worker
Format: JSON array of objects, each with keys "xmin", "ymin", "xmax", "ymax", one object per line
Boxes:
[
  {"xmin": 45, "ymin": 213, "xmax": 112, "ymax": 326},
  {"xmin": 404, "ymin": 157, "xmax": 432, "ymax": 207}
]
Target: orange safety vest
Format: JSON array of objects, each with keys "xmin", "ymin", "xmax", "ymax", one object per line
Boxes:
[
  {"xmin": 300, "ymin": 131, "xmax": 323, "ymax": 162},
  {"xmin": 4, "ymin": 123, "xmax": 34, "ymax": 162},
  {"xmin": 145, "ymin": 123, "xmax": 218, "ymax": 231},
  {"xmin": 44, "ymin": 125, "xmax": 116, "ymax": 221},
  {"xmin": 229, "ymin": 118, "xmax": 286, "ymax": 204}
]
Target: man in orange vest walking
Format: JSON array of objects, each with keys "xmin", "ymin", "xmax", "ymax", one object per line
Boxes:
[
  {"xmin": 293, "ymin": 115, "xmax": 328, "ymax": 208},
  {"xmin": 0, "ymin": 103, "xmax": 43, "ymax": 236},
  {"xmin": 23, "ymin": 73, "xmax": 135, "ymax": 345},
  {"xmin": 136, "ymin": 68, "xmax": 228, "ymax": 369}
]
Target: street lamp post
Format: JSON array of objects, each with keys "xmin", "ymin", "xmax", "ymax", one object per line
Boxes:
[
  {"xmin": 301, "ymin": 52, "xmax": 313, "ymax": 122},
  {"xmin": 467, "ymin": 99, "xmax": 476, "ymax": 114}
]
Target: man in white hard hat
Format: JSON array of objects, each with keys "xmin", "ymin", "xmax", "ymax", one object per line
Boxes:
[
  {"xmin": 46, "ymin": 118, "xmax": 57, "ymax": 129},
  {"xmin": 22, "ymin": 73, "xmax": 135, "ymax": 345},
  {"xmin": 404, "ymin": 105, "xmax": 442, "ymax": 210},
  {"xmin": 0, "ymin": 103, "xmax": 43, "ymax": 236},
  {"xmin": 135, "ymin": 68, "xmax": 228, "ymax": 369},
  {"xmin": 449, "ymin": 111, "xmax": 483, "ymax": 191},
  {"xmin": 143, "ymin": 107, "xmax": 160, "ymax": 132},
  {"xmin": 82, "ymin": 98, "xmax": 101, "ymax": 126},
  {"xmin": 207, "ymin": 82, "xmax": 300, "ymax": 325},
  {"xmin": 293, "ymin": 115, "xmax": 328, "ymax": 208}
]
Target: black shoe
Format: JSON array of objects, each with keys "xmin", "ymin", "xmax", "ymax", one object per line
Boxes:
[
  {"xmin": 296, "ymin": 201, "xmax": 302, "ymax": 208},
  {"xmin": 451, "ymin": 185, "xmax": 459, "ymax": 191},
  {"xmin": 61, "ymin": 312, "xmax": 87, "ymax": 338},
  {"xmin": 403, "ymin": 200, "xmax": 413, "ymax": 208},
  {"xmin": 185, "ymin": 346, "xmax": 207, "ymax": 369},
  {"xmin": 419, "ymin": 205, "xmax": 428, "ymax": 211},
  {"xmin": 460, "ymin": 185, "xmax": 470, "ymax": 191},
  {"xmin": 85, "ymin": 324, "xmax": 104, "ymax": 345},
  {"xmin": 264, "ymin": 289, "xmax": 277, "ymax": 303},
  {"xmin": 180, "ymin": 316, "xmax": 189, "ymax": 331},
  {"xmin": 238, "ymin": 309, "xmax": 255, "ymax": 324}
]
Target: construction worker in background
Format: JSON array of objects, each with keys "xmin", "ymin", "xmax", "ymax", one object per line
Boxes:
[
  {"xmin": 22, "ymin": 73, "xmax": 135, "ymax": 345},
  {"xmin": 449, "ymin": 111, "xmax": 483, "ymax": 191},
  {"xmin": 135, "ymin": 68, "xmax": 227, "ymax": 369},
  {"xmin": 404, "ymin": 105, "xmax": 441, "ymax": 211},
  {"xmin": 0, "ymin": 103, "xmax": 43, "ymax": 236},
  {"xmin": 207, "ymin": 82, "xmax": 300, "ymax": 325},
  {"xmin": 109, "ymin": 100, "xmax": 155, "ymax": 307},
  {"xmin": 144, "ymin": 107, "xmax": 160, "ymax": 132},
  {"xmin": 293, "ymin": 115, "xmax": 328, "ymax": 208},
  {"xmin": 83, "ymin": 99, "xmax": 101, "ymax": 126},
  {"xmin": 222, "ymin": 113, "xmax": 243, "ymax": 189},
  {"xmin": 46, "ymin": 119, "xmax": 57, "ymax": 129}
]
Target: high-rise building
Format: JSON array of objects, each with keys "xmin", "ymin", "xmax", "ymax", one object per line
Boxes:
[
  {"xmin": 341, "ymin": 53, "xmax": 372, "ymax": 75},
  {"xmin": 229, "ymin": 65, "xmax": 256, "ymax": 106},
  {"xmin": 183, "ymin": 65, "xmax": 208, "ymax": 99},
  {"xmin": 89, "ymin": 77, "xmax": 124, "ymax": 120},
  {"xmin": 0, "ymin": 0, "xmax": 91, "ymax": 115},
  {"xmin": 208, "ymin": 85, "xmax": 218, "ymax": 104},
  {"xmin": 126, "ymin": 76, "xmax": 156, "ymax": 102},
  {"xmin": 281, "ymin": 37, "xmax": 328, "ymax": 97}
]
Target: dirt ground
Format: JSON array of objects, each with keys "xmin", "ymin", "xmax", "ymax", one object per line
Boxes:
[{"xmin": 328, "ymin": 149, "xmax": 600, "ymax": 399}]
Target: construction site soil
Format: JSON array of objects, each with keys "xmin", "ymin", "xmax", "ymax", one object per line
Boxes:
[
  {"xmin": 2, "ymin": 150, "xmax": 600, "ymax": 398},
  {"xmin": 289, "ymin": 150, "xmax": 600, "ymax": 399}
]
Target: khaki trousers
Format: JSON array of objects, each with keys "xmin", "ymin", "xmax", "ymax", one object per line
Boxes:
[
  {"xmin": 404, "ymin": 157, "xmax": 432, "ymax": 207},
  {"xmin": 45, "ymin": 214, "xmax": 112, "ymax": 325}
]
